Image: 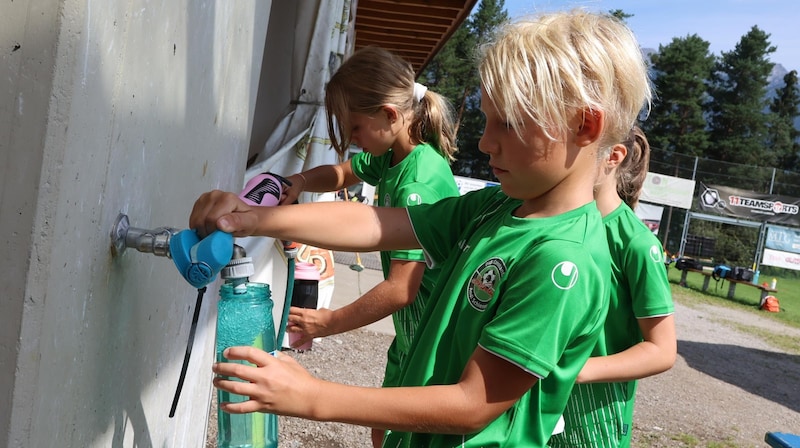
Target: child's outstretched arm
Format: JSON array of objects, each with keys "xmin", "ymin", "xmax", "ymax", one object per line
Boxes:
[
  {"xmin": 287, "ymin": 259, "xmax": 424, "ymax": 347},
  {"xmin": 213, "ymin": 344, "xmax": 538, "ymax": 433},
  {"xmin": 576, "ymin": 314, "xmax": 676, "ymax": 383},
  {"xmin": 189, "ymin": 190, "xmax": 418, "ymax": 251},
  {"xmin": 281, "ymin": 160, "xmax": 361, "ymax": 205}
]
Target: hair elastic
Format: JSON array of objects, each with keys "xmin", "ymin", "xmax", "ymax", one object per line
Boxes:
[{"xmin": 413, "ymin": 82, "xmax": 428, "ymax": 102}]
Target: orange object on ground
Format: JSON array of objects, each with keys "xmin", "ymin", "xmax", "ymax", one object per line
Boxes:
[{"xmin": 761, "ymin": 295, "xmax": 780, "ymax": 312}]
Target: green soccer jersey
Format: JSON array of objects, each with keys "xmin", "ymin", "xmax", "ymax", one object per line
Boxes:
[
  {"xmin": 550, "ymin": 203, "xmax": 674, "ymax": 448},
  {"xmin": 382, "ymin": 186, "xmax": 611, "ymax": 448},
  {"xmin": 350, "ymin": 143, "xmax": 459, "ymax": 386}
]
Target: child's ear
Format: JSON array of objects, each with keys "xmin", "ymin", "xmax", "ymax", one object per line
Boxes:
[
  {"xmin": 381, "ymin": 105, "xmax": 400, "ymax": 124},
  {"xmin": 607, "ymin": 143, "xmax": 627, "ymax": 168},
  {"xmin": 575, "ymin": 109, "xmax": 604, "ymax": 147}
]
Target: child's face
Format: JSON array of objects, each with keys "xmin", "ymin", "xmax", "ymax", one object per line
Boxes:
[
  {"xmin": 478, "ymin": 89, "xmax": 570, "ymax": 202},
  {"xmin": 348, "ymin": 111, "xmax": 395, "ymax": 156}
]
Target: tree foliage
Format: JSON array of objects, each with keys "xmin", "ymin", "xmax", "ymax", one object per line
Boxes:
[
  {"xmin": 644, "ymin": 34, "xmax": 716, "ymax": 157},
  {"xmin": 769, "ymin": 70, "xmax": 800, "ymax": 170},
  {"xmin": 705, "ymin": 26, "xmax": 776, "ymax": 168},
  {"xmin": 419, "ymin": 0, "xmax": 508, "ymax": 180}
]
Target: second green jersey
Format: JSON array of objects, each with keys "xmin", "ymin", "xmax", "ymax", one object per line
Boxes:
[
  {"xmin": 351, "ymin": 143, "xmax": 459, "ymax": 385},
  {"xmin": 551, "ymin": 202, "xmax": 674, "ymax": 448}
]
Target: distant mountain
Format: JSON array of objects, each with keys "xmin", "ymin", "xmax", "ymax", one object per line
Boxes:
[
  {"xmin": 768, "ymin": 63, "xmax": 790, "ymax": 94},
  {"xmin": 766, "ymin": 64, "xmax": 800, "ymax": 130}
]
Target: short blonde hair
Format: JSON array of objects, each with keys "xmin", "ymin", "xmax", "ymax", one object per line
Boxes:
[{"xmin": 479, "ymin": 9, "xmax": 652, "ymax": 148}]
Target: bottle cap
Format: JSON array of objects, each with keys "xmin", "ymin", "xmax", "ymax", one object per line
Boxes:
[
  {"xmin": 294, "ymin": 261, "xmax": 321, "ymax": 281},
  {"xmin": 221, "ymin": 257, "xmax": 255, "ymax": 280}
]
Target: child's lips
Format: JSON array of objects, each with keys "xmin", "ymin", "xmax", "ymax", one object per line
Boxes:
[{"xmin": 491, "ymin": 166, "xmax": 508, "ymax": 176}]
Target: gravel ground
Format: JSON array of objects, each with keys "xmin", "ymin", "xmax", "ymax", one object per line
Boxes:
[{"xmin": 206, "ymin": 286, "xmax": 800, "ymax": 447}]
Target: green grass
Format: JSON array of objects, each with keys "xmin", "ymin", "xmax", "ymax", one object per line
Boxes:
[{"xmin": 667, "ymin": 266, "xmax": 800, "ymax": 330}]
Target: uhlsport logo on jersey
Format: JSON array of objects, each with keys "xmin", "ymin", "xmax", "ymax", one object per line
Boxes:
[
  {"xmin": 406, "ymin": 193, "xmax": 422, "ymax": 206},
  {"xmin": 468, "ymin": 257, "xmax": 506, "ymax": 311},
  {"xmin": 551, "ymin": 261, "xmax": 579, "ymax": 290},
  {"xmin": 649, "ymin": 245, "xmax": 663, "ymax": 263},
  {"xmin": 383, "ymin": 193, "xmax": 391, "ymax": 207}
]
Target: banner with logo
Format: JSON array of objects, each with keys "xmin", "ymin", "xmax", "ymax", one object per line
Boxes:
[
  {"xmin": 639, "ymin": 172, "xmax": 696, "ymax": 210},
  {"xmin": 765, "ymin": 226, "xmax": 800, "ymax": 253},
  {"xmin": 634, "ymin": 202, "xmax": 664, "ymax": 234},
  {"xmin": 696, "ymin": 183, "xmax": 800, "ymax": 226},
  {"xmin": 762, "ymin": 248, "xmax": 800, "ymax": 270}
]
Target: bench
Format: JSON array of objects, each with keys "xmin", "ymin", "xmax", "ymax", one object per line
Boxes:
[
  {"xmin": 678, "ymin": 268, "xmax": 777, "ymax": 301},
  {"xmin": 766, "ymin": 432, "xmax": 800, "ymax": 448}
]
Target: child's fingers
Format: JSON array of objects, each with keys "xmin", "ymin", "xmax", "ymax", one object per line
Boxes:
[
  {"xmin": 218, "ymin": 398, "xmax": 267, "ymax": 414},
  {"xmin": 220, "ymin": 346, "xmax": 276, "ymax": 367}
]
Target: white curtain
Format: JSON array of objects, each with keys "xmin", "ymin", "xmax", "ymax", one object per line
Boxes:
[
  {"xmin": 241, "ymin": 0, "xmax": 354, "ymax": 344},
  {"xmin": 246, "ymin": 0, "xmax": 352, "ymax": 197}
]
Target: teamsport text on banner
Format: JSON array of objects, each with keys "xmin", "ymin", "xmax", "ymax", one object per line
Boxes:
[{"xmin": 696, "ymin": 183, "xmax": 800, "ymax": 227}]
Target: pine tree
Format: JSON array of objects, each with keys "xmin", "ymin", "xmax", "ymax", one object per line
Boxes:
[
  {"xmin": 706, "ymin": 26, "xmax": 776, "ymax": 168},
  {"xmin": 644, "ymin": 35, "xmax": 715, "ymax": 157},
  {"xmin": 768, "ymin": 70, "xmax": 800, "ymax": 170}
]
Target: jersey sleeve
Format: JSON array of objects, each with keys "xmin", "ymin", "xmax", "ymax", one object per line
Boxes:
[
  {"xmin": 389, "ymin": 181, "xmax": 454, "ymax": 263},
  {"xmin": 349, "ymin": 151, "xmax": 382, "ymax": 185},
  {"xmin": 407, "ymin": 187, "xmax": 505, "ymax": 266},
  {"xmin": 624, "ymin": 233, "xmax": 675, "ymax": 318},
  {"xmin": 479, "ymin": 240, "xmax": 609, "ymax": 379}
]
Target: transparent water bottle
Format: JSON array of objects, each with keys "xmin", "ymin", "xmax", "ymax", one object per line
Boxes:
[{"xmin": 216, "ymin": 282, "xmax": 278, "ymax": 448}]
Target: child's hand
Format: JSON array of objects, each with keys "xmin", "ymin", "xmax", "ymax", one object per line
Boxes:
[
  {"xmin": 213, "ymin": 347, "xmax": 320, "ymax": 417},
  {"xmin": 287, "ymin": 307, "xmax": 335, "ymax": 347},
  {"xmin": 279, "ymin": 174, "xmax": 306, "ymax": 205},
  {"xmin": 189, "ymin": 190, "xmax": 260, "ymax": 238}
]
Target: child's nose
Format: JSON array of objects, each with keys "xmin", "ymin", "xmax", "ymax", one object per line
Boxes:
[{"xmin": 478, "ymin": 134, "xmax": 496, "ymax": 154}]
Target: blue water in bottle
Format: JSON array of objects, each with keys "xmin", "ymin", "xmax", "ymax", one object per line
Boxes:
[{"xmin": 216, "ymin": 282, "xmax": 278, "ymax": 448}]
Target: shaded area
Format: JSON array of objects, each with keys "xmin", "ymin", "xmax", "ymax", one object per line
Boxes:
[{"xmin": 679, "ymin": 340, "xmax": 800, "ymax": 413}]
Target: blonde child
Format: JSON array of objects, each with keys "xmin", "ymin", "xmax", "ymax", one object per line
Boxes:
[
  {"xmin": 551, "ymin": 126, "xmax": 676, "ymax": 447},
  {"xmin": 280, "ymin": 45, "xmax": 460, "ymax": 446},
  {"xmin": 192, "ymin": 10, "xmax": 652, "ymax": 447}
]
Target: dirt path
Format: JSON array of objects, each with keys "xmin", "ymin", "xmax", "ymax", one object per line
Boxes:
[{"xmin": 632, "ymin": 300, "xmax": 800, "ymax": 447}]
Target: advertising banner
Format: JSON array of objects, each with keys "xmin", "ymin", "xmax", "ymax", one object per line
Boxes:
[
  {"xmin": 639, "ymin": 172, "xmax": 695, "ymax": 210},
  {"xmin": 634, "ymin": 202, "xmax": 664, "ymax": 234},
  {"xmin": 765, "ymin": 226, "xmax": 800, "ymax": 254},
  {"xmin": 696, "ymin": 183, "xmax": 800, "ymax": 226},
  {"xmin": 761, "ymin": 248, "xmax": 800, "ymax": 271}
]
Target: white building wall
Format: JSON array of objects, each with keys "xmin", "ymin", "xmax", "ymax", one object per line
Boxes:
[{"xmin": 0, "ymin": 1, "xmax": 288, "ymax": 446}]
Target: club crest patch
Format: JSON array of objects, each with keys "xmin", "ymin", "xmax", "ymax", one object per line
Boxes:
[
  {"xmin": 468, "ymin": 257, "xmax": 506, "ymax": 311},
  {"xmin": 551, "ymin": 261, "xmax": 579, "ymax": 290}
]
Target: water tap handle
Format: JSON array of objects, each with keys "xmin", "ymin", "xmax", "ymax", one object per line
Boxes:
[{"xmin": 169, "ymin": 229, "xmax": 234, "ymax": 289}]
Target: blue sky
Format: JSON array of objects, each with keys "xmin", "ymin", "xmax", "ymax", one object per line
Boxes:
[{"xmin": 504, "ymin": 0, "xmax": 798, "ymax": 72}]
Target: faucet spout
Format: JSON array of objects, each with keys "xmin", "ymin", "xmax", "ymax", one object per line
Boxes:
[{"xmin": 110, "ymin": 213, "xmax": 178, "ymax": 258}]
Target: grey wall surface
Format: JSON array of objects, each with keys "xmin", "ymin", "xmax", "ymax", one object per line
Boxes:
[{"xmin": 0, "ymin": 0, "xmax": 279, "ymax": 446}]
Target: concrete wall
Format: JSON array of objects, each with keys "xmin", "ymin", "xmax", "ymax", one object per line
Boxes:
[{"xmin": 0, "ymin": 0, "xmax": 281, "ymax": 446}]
